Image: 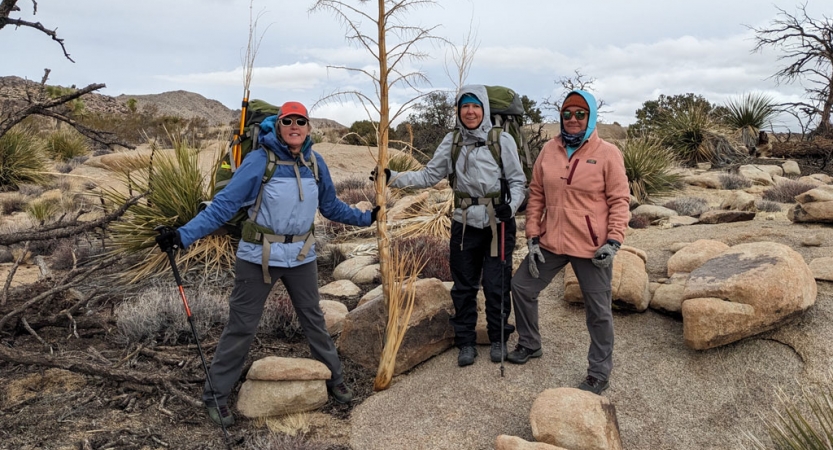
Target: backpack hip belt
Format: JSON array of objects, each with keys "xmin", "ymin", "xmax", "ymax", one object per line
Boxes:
[
  {"xmin": 458, "ymin": 195, "xmax": 500, "ymax": 258},
  {"xmin": 241, "ymin": 220, "xmax": 315, "ymax": 284}
]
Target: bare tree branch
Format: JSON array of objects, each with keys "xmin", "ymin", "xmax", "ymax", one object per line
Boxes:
[{"xmin": 0, "ymin": 0, "xmax": 73, "ymax": 62}]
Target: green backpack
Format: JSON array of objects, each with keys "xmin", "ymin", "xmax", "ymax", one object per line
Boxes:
[
  {"xmin": 449, "ymin": 85, "xmax": 538, "ymax": 211},
  {"xmin": 205, "ymin": 99, "xmax": 318, "ymax": 237}
]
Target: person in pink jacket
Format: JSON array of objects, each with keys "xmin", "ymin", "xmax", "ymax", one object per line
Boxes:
[{"xmin": 507, "ymin": 89, "xmax": 630, "ymax": 395}]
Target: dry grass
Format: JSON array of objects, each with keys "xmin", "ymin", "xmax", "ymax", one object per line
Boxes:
[{"xmin": 373, "ymin": 245, "xmax": 426, "ymax": 391}]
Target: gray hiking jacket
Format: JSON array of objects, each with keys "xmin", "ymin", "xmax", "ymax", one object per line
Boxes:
[{"xmin": 389, "ymin": 85, "xmax": 526, "ymax": 229}]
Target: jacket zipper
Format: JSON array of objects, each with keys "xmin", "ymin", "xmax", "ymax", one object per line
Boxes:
[{"xmin": 585, "ymin": 215, "xmax": 598, "ymax": 247}]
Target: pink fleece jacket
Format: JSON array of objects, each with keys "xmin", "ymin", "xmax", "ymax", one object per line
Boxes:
[{"xmin": 525, "ymin": 130, "xmax": 630, "ymax": 258}]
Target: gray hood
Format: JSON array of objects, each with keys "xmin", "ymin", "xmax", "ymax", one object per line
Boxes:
[{"xmin": 456, "ymin": 85, "xmax": 491, "ymax": 144}]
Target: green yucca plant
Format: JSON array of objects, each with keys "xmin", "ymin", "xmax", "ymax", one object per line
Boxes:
[
  {"xmin": 387, "ymin": 151, "xmax": 423, "ymax": 173},
  {"xmin": 44, "ymin": 128, "xmax": 90, "ymax": 161},
  {"xmin": 0, "ymin": 128, "xmax": 50, "ymax": 191},
  {"xmin": 724, "ymin": 92, "xmax": 777, "ymax": 150},
  {"xmin": 747, "ymin": 387, "xmax": 833, "ymax": 450},
  {"xmin": 618, "ymin": 136, "xmax": 681, "ymax": 202},
  {"xmin": 25, "ymin": 197, "xmax": 60, "ymax": 224},
  {"xmin": 655, "ymin": 103, "xmax": 736, "ymax": 166},
  {"xmin": 103, "ymin": 137, "xmax": 236, "ymax": 283}
]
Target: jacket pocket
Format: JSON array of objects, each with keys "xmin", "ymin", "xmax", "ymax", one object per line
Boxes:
[{"xmin": 585, "ymin": 215, "xmax": 599, "ymax": 247}]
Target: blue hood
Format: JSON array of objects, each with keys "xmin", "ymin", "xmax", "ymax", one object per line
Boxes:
[
  {"xmin": 560, "ymin": 89, "xmax": 598, "ymax": 151},
  {"xmin": 259, "ymin": 115, "xmax": 313, "ymax": 160}
]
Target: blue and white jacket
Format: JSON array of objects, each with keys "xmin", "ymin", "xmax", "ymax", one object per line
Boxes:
[{"xmin": 178, "ymin": 117, "xmax": 372, "ymax": 267}]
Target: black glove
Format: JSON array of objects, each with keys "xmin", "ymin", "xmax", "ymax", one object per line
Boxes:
[
  {"xmin": 370, "ymin": 206, "xmax": 381, "ymax": 223},
  {"xmin": 592, "ymin": 239, "xmax": 621, "ymax": 269},
  {"xmin": 155, "ymin": 227, "xmax": 183, "ymax": 253},
  {"xmin": 369, "ymin": 168, "xmax": 391, "ymax": 183},
  {"xmin": 494, "ymin": 203, "xmax": 512, "ymax": 220}
]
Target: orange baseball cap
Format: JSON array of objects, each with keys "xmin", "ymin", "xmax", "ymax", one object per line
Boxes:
[{"xmin": 278, "ymin": 101, "xmax": 309, "ymax": 120}]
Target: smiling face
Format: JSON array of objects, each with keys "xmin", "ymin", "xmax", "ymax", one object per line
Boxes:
[
  {"xmin": 279, "ymin": 116, "xmax": 310, "ymax": 154},
  {"xmin": 459, "ymin": 103, "xmax": 484, "ymax": 130}
]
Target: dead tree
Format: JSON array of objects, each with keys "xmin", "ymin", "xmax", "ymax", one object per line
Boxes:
[
  {"xmin": 751, "ymin": 2, "xmax": 833, "ymax": 135},
  {"xmin": 0, "ymin": 0, "xmax": 74, "ymax": 62}
]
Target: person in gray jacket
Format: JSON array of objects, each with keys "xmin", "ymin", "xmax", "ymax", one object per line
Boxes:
[{"xmin": 373, "ymin": 85, "xmax": 526, "ymax": 367}]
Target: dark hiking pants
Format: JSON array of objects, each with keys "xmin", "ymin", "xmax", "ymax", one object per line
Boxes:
[
  {"xmin": 203, "ymin": 259, "xmax": 342, "ymax": 407},
  {"xmin": 449, "ymin": 219, "xmax": 516, "ymax": 347},
  {"xmin": 511, "ymin": 247, "xmax": 614, "ymax": 381}
]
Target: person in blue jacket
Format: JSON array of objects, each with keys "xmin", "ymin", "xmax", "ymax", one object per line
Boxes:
[{"xmin": 155, "ymin": 101, "xmax": 378, "ymax": 427}]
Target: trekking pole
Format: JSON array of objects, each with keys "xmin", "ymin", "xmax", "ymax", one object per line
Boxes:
[
  {"xmin": 500, "ymin": 220, "xmax": 506, "ymax": 378},
  {"xmin": 154, "ymin": 227, "xmax": 232, "ymax": 450}
]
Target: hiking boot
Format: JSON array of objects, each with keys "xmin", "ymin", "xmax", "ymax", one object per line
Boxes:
[
  {"xmin": 206, "ymin": 404, "xmax": 235, "ymax": 427},
  {"xmin": 457, "ymin": 345, "xmax": 478, "ymax": 367},
  {"xmin": 328, "ymin": 382, "xmax": 354, "ymax": 404},
  {"xmin": 578, "ymin": 375, "xmax": 610, "ymax": 395},
  {"xmin": 490, "ymin": 342, "xmax": 508, "ymax": 363},
  {"xmin": 506, "ymin": 345, "xmax": 542, "ymax": 364}
]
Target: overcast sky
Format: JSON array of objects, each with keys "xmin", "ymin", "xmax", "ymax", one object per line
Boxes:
[{"xmin": 4, "ymin": 1, "xmax": 828, "ymax": 131}]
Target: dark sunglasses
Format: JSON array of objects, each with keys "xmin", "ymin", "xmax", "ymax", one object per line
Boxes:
[
  {"xmin": 280, "ymin": 117, "xmax": 308, "ymax": 127},
  {"xmin": 562, "ymin": 110, "xmax": 588, "ymax": 121}
]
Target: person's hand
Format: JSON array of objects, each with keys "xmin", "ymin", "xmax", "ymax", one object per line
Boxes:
[
  {"xmin": 527, "ymin": 236, "xmax": 545, "ymax": 278},
  {"xmin": 155, "ymin": 227, "xmax": 183, "ymax": 253},
  {"xmin": 370, "ymin": 206, "xmax": 381, "ymax": 224},
  {"xmin": 494, "ymin": 203, "xmax": 512, "ymax": 220},
  {"xmin": 369, "ymin": 168, "xmax": 391, "ymax": 183},
  {"xmin": 592, "ymin": 239, "xmax": 621, "ymax": 269}
]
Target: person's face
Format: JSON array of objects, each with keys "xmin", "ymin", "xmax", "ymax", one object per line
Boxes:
[
  {"xmin": 278, "ymin": 115, "xmax": 309, "ymax": 154},
  {"xmin": 562, "ymin": 107, "xmax": 589, "ymax": 135},
  {"xmin": 459, "ymin": 103, "xmax": 484, "ymax": 130}
]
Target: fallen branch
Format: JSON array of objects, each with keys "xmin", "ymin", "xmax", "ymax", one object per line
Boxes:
[
  {"xmin": 0, "ymin": 195, "xmax": 143, "ymax": 246},
  {"xmin": 1, "ymin": 240, "xmax": 28, "ymax": 305},
  {"xmin": 0, "ymin": 345, "xmax": 204, "ymax": 385}
]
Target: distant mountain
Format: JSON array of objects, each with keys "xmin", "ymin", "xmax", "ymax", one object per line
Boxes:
[
  {"xmin": 115, "ymin": 90, "xmax": 235, "ymax": 126},
  {"xmin": 0, "ymin": 76, "xmax": 347, "ymax": 130}
]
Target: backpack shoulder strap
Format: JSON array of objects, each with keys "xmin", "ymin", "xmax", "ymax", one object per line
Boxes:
[
  {"xmin": 487, "ymin": 127, "xmax": 503, "ymax": 170},
  {"xmin": 449, "ymin": 130, "xmax": 463, "ymax": 188},
  {"xmin": 249, "ymin": 150, "xmax": 278, "ymax": 222}
]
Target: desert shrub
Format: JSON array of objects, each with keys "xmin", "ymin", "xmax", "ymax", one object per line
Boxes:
[
  {"xmin": 387, "ymin": 152, "xmax": 423, "ymax": 173},
  {"xmin": 317, "ymin": 243, "xmax": 350, "ymax": 271},
  {"xmin": 719, "ymin": 173, "xmax": 753, "ymax": 190},
  {"xmin": 746, "ymin": 387, "xmax": 833, "ymax": 450},
  {"xmin": 762, "ymin": 180, "xmax": 817, "ymax": 203},
  {"xmin": 49, "ymin": 239, "xmax": 90, "ymax": 270},
  {"xmin": 44, "ymin": 129, "xmax": 90, "ymax": 161},
  {"xmin": 663, "ymin": 196, "xmax": 710, "ymax": 217},
  {"xmin": 755, "ymin": 199, "xmax": 782, "ymax": 212},
  {"xmin": 653, "ymin": 103, "xmax": 739, "ymax": 166},
  {"xmin": 17, "ymin": 183, "xmax": 45, "ymax": 197},
  {"xmin": 115, "ymin": 282, "xmax": 229, "ymax": 345},
  {"xmin": 56, "ymin": 162, "xmax": 74, "ymax": 174},
  {"xmin": 0, "ymin": 193, "xmax": 29, "ymax": 215},
  {"xmin": 259, "ymin": 294, "xmax": 303, "ymax": 341},
  {"xmin": 25, "ymin": 198, "xmax": 60, "ymax": 224},
  {"xmin": 393, "ymin": 235, "xmax": 450, "ymax": 281},
  {"xmin": 334, "ymin": 176, "xmax": 369, "ymax": 194},
  {"xmin": 0, "ymin": 129, "xmax": 50, "ymax": 191},
  {"xmin": 628, "ymin": 214, "xmax": 651, "ymax": 229},
  {"xmin": 617, "ymin": 136, "xmax": 681, "ymax": 202}
]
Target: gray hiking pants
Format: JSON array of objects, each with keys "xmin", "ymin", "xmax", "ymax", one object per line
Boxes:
[
  {"xmin": 202, "ymin": 258, "xmax": 343, "ymax": 407},
  {"xmin": 511, "ymin": 247, "xmax": 614, "ymax": 381}
]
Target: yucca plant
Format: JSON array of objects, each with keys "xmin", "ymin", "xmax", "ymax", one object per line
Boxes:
[
  {"xmin": 103, "ymin": 138, "xmax": 236, "ymax": 283},
  {"xmin": 387, "ymin": 151, "xmax": 423, "ymax": 173},
  {"xmin": 655, "ymin": 103, "xmax": 738, "ymax": 166},
  {"xmin": 44, "ymin": 128, "xmax": 90, "ymax": 161},
  {"xmin": 723, "ymin": 92, "xmax": 777, "ymax": 150},
  {"xmin": 0, "ymin": 128, "xmax": 50, "ymax": 191},
  {"xmin": 746, "ymin": 387, "xmax": 833, "ymax": 450},
  {"xmin": 25, "ymin": 197, "xmax": 61, "ymax": 224},
  {"xmin": 618, "ymin": 136, "xmax": 681, "ymax": 203}
]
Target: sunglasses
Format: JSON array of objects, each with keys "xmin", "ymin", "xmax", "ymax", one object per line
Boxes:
[
  {"xmin": 562, "ymin": 110, "xmax": 588, "ymax": 121},
  {"xmin": 280, "ymin": 117, "xmax": 308, "ymax": 127}
]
